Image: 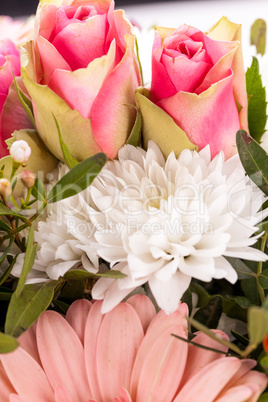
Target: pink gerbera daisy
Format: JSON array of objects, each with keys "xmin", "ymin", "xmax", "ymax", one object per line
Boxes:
[{"xmin": 0, "ymin": 295, "xmax": 267, "ymax": 401}]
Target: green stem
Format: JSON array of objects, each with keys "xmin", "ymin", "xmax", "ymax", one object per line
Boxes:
[{"xmin": 256, "ymin": 232, "xmax": 268, "ymax": 303}]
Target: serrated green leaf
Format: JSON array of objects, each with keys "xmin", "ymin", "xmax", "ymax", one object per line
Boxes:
[
  {"xmin": 248, "ymin": 306, "xmax": 268, "ymax": 345},
  {"xmin": 47, "ymin": 153, "xmax": 107, "ymax": 204},
  {"xmin": 31, "ymin": 178, "xmax": 46, "ymax": 202},
  {"xmin": 236, "ymin": 130, "xmax": 268, "ymax": 195},
  {"xmin": 0, "ymin": 332, "xmax": 19, "ymax": 354},
  {"xmin": 5, "ymin": 281, "xmax": 58, "ymax": 337},
  {"xmin": 192, "ymin": 296, "xmax": 222, "ymax": 330},
  {"xmin": 246, "ymin": 58, "xmax": 267, "ymax": 142},
  {"xmin": 251, "ymin": 19, "xmax": 266, "ymax": 56},
  {"xmin": 259, "ymin": 268, "xmax": 268, "ymax": 289},
  {"xmin": 226, "ymin": 257, "xmax": 256, "ymax": 279},
  {"xmin": 126, "ymin": 107, "xmax": 142, "ymax": 147},
  {"xmin": 189, "ymin": 282, "xmax": 210, "ymax": 307},
  {"xmin": 13, "ymin": 76, "xmax": 36, "ymax": 129},
  {"xmin": 16, "ymin": 226, "xmax": 37, "ymax": 296},
  {"xmin": 53, "ymin": 114, "xmax": 79, "ymax": 169},
  {"xmin": 63, "ymin": 269, "xmax": 126, "ymax": 280}
]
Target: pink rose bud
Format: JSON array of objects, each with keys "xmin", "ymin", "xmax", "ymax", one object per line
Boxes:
[
  {"xmin": 21, "ymin": 0, "xmax": 142, "ymax": 162},
  {"xmin": 0, "ymin": 178, "xmax": 12, "ymax": 197},
  {"xmin": 10, "ymin": 140, "xmax": 31, "ymax": 164},
  {"xmin": 20, "ymin": 170, "xmax": 36, "ymax": 188}
]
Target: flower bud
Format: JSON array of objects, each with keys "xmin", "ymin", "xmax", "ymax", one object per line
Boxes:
[
  {"xmin": 0, "ymin": 178, "xmax": 12, "ymax": 197},
  {"xmin": 10, "ymin": 140, "xmax": 31, "ymax": 164},
  {"xmin": 20, "ymin": 170, "xmax": 36, "ymax": 189}
]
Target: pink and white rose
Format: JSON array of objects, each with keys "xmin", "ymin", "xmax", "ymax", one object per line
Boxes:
[
  {"xmin": 137, "ymin": 17, "xmax": 248, "ymax": 159},
  {"xmin": 21, "ymin": 0, "xmax": 141, "ymax": 161}
]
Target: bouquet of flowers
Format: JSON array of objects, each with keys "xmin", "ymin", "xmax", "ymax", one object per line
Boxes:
[{"xmin": 0, "ymin": 0, "xmax": 268, "ymax": 400}]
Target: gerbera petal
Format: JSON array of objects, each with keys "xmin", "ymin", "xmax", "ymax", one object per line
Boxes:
[
  {"xmin": 96, "ymin": 303, "xmax": 144, "ymax": 401},
  {"xmin": 65, "ymin": 298, "xmax": 92, "ymax": 345},
  {"xmin": 1, "ymin": 348, "xmax": 54, "ymax": 402},
  {"xmin": 126, "ymin": 294, "xmax": 156, "ymax": 332},
  {"xmin": 173, "ymin": 357, "xmax": 241, "ymax": 402},
  {"xmin": 36, "ymin": 311, "xmax": 92, "ymax": 400},
  {"xmin": 135, "ymin": 325, "xmax": 188, "ymax": 401}
]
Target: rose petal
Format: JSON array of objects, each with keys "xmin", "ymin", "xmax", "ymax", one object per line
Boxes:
[{"xmin": 158, "ymin": 74, "xmax": 240, "ymax": 159}]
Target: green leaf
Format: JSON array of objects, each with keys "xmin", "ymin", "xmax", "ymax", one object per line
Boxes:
[
  {"xmin": 53, "ymin": 114, "xmax": 79, "ymax": 169},
  {"xmin": 5, "ymin": 281, "xmax": 58, "ymax": 337},
  {"xmin": 248, "ymin": 306, "xmax": 268, "ymax": 346},
  {"xmin": 236, "ymin": 130, "xmax": 268, "ymax": 195},
  {"xmin": 0, "ymin": 203, "xmax": 24, "ymax": 219},
  {"xmin": 135, "ymin": 37, "xmax": 143, "ymax": 85},
  {"xmin": 0, "ymin": 237, "xmax": 14, "ymax": 266},
  {"xmin": 13, "ymin": 75, "xmax": 36, "ymax": 129},
  {"xmin": 31, "ymin": 178, "xmax": 46, "ymax": 202},
  {"xmin": 226, "ymin": 257, "xmax": 256, "ymax": 279},
  {"xmin": 246, "ymin": 58, "xmax": 267, "ymax": 142},
  {"xmin": 189, "ymin": 282, "xmax": 210, "ymax": 307},
  {"xmin": 192, "ymin": 296, "xmax": 223, "ymax": 330},
  {"xmin": 53, "ymin": 299, "xmax": 70, "ymax": 315},
  {"xmin": 0, "ymin": 289, "xmax": 12, "ymax": 300},
  {"xmin": 0, "ymin": 332, "xmax": 19, "ymax": 353},
  {"xmin": 63, "ymin": 269, "xmax": 127, "ymax": 280},
  {"xmin": 126, "ymin": 107, "xmax": 142, "ymax": 146},
  {"xmin": 0, "ymin": 255, "xmax": 18, "ymax": 287},
  {"xmin": 251, "ymin": 19, "xmax": 266, "ymax": 55},
  {"xmin": 259, "ymin": 268, "xmax": 268, "ymax": 289},
  {"xmin": 0, "ymin": 219, "xmax": 11, "ymax": 233},
  {"xmin": 16, "ymin": 226, "xmax": 37, "ymax": 296},
  {"xmin": 47, "ymin": 153, "xmax": 107, "ymax": 203},
  {"xmin": 258, "ymin": 392, "xmax": 268, "ymax": 402}
]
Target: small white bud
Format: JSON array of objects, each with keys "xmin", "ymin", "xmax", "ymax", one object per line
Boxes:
[
  {"xmin": 0, "ymin": 178, "xmax": 12, "ymax": 197},
  {"xmin": 10, "ymin": 140, "xmax": 31, "ymax": 164}
]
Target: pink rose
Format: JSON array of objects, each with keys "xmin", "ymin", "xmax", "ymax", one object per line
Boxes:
[
  {"xmin": 21, "ymin": 0, "xmax": 141, "ymax": 161},
  {"xmin": 0, "ymin": 39, "xmax": 33, "ymax": 158},
  {"xmin": 138, "ymin": 18, "xmax": 248, "ymax": 159}
]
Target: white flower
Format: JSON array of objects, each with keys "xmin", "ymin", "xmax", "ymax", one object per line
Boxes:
[
  {"xmin": 11, "ymin": 164, "xmax": 100, "ymax": 283},
  {"xmin": 12, "ymin": 142, "xmax": 268, "ymax": 314},
  {"xmin": 91, "ymin": 142, "xmax": 267, "ymax": 313},
  {"xmin": 10, "ymin": 140, "xmax": 31, "ymax": 164}
]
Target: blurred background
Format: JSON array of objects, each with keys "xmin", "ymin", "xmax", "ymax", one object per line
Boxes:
[
  {"xmin": 0, "ymin": 0, "xmax": 237, "ymax": 18},
  {"xmin": 1, "ymin": 0, "xmax": 176, "ymax": 17}
]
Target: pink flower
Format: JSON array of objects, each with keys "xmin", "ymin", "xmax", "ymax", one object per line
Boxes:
[
  {"xmin": 138, "ymin": 17, "xmax": 248, "ymax": 159},
  {"xmin": 0, "ymin": 16, "xmax": 34, "ymax": 46},
  {"xmin": 0, "ymin": 14, "xmax": 35, "ymax": 159},
  {"xmin": 21, "ymin": 0, "xmax": 141, "ymax": 161},
  {"xmin": 0, "ymin": 38, "xmax": 33, "ymax": 158},
  {"xmin": 0, "ymin": 295, "xmax": 266, "ymax": 401}
]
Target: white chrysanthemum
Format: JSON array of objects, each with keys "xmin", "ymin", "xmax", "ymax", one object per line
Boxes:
[
  {"xmin": 11, "ymin": 164, "xmax": 100, "ymax": 283},
  {"xmin": 12, "ymin": 142, "xmax": 268, "ymax": 314}
]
